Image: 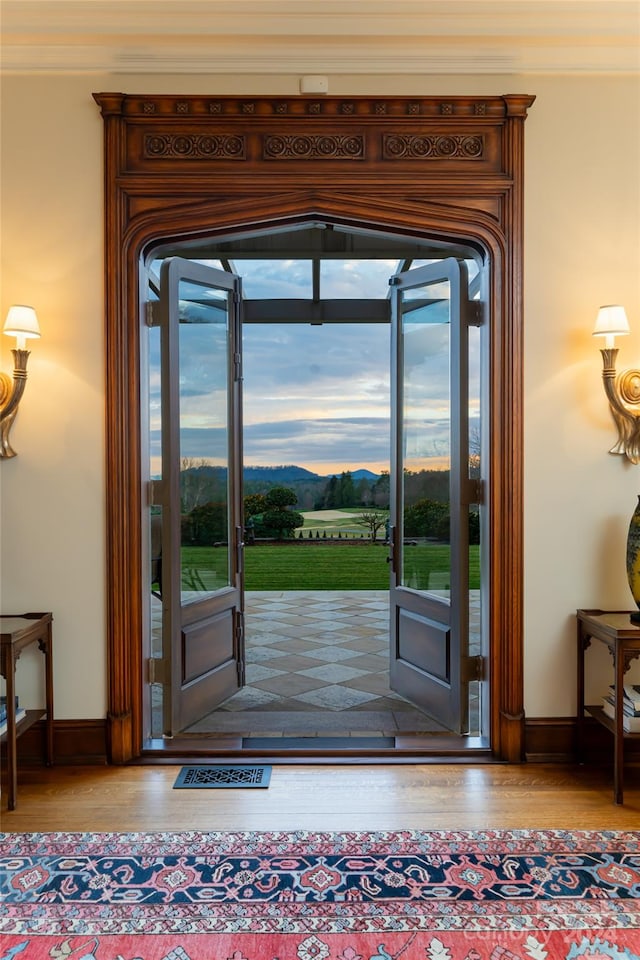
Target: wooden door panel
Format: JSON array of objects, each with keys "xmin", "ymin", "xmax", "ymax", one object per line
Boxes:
[
  {"xmin": 396, "ymin": 609, "xmax": 451, "ymax": 683},
  {"xmin": 181, "ymin": 611, "xmax": 235, "ymax": 686}
]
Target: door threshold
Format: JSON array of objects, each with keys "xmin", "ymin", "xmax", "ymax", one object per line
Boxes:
[
  {"xmin": 139, "ymin": 733, "xmax": 492, "ymax": 763},
  {"xmin": 243, "ymin": 736, "xmax": 396, "ymax": 750}
]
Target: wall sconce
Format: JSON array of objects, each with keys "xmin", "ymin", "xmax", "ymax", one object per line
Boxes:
[
  {"xmin": 592, "ymin": 304, "xmax": 640, "ymax": 464},
  {"xmin": 0, "ymin": 305, "xmax": 41, "ymax": 459}
]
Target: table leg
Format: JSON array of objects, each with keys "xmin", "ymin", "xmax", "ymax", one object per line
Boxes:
[
  {"xmin": 43, "ymin": 623, "xmax": 54, "ymax": 765},
  {"xmin": 613, "ymin": 645, "xmax": 625, "ymax": 805},
  {"xmin": 5, "ymin": 647, "xmax": 17, "ymax": 811},
  {"xmin": 576, "ymin": 621, "xmax": 586, "ymax": 763}
]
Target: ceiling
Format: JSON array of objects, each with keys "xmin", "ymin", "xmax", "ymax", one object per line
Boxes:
[{"xmin": 2, "ymin": 0, "xmax": 638, "ymax": 76}]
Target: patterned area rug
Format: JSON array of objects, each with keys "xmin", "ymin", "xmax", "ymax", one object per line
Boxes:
[{"xmin": 1, "ymin": 829, "xmax": 639, "ymax": 959}]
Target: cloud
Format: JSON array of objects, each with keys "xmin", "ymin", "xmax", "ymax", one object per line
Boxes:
[
  {"xmin": 244, "ymin": 416, "xmax": 391, "ymax": 466},
  {"xmin": 152, "ymin": 412, "xmax": 453, "ymax": 471},
  {"xmin": 241, "ymin": 322, "xmax": 393, "ymax": 467},
  {"xmin": 243, "ymin": 321, "xmax": 390, "ymax": 389},
  {"xmin": 147, "ymin": 258, "xmax": 479, "ymax": 472}
]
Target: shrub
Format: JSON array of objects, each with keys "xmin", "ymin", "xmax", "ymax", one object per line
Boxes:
[
  {"xmin": 186, "ymin": 501, "xmax": 227, "ymax": 545},
  {"xmin": 403, "ymin": 498, "xmax": 449, "ymax": 540}
]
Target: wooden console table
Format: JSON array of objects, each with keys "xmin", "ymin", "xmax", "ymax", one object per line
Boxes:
[
  {"xmin": 576, "ymin": 608, "xmax": 640, "ymax": 805},
  {"xmin": 0, "ymin": 612, "xmax": 54, "ymax": 810}
]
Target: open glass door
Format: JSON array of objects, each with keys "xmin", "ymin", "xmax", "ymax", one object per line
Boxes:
[
  {"xmin": 158, "ymin": 257, "xmax": 244, "ymax": 735},
  {"xmin": 389, "ymin": 257, "xmax": 477, "ymax": 733}
]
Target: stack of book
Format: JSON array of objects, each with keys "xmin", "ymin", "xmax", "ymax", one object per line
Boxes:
[
  {"xmin": 602, "ymin": 683, "xmax": 640, "ymax": 732},
  {"xmin": 0, "ymin": 695, "xmax": 27, "ymax": 737}
]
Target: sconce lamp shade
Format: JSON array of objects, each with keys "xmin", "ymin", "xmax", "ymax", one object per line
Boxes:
[
  {"xmin": 593, "ymin": 304, "xmax": 630, "ymax": 339},
  {"xmin": 3, "ymin": 305, "xmax": 40, "ymax": 343}
]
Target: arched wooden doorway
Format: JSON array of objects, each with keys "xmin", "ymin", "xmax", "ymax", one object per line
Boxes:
[{"xmin": 94, "ymin": 93, "xmax": 534, "ymax": 763}]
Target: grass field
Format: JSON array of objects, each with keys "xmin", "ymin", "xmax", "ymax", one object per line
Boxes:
[{"xmin": 180, "ymin": 542, "xmax": 480, "ymax": 591}]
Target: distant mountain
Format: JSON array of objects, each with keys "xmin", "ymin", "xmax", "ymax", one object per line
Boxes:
[
  {"xmin": 347, "ymin": 469, "xmax": 381, "ymax": 481},
  {"xmin": 243, "ymin": 464, "xmax": 323, "ymax": 483},
  {"xmin": 323, "ymin": 468, "xmax": 381, "ymax": 481},
  {"xmin": 180, "ymin": 463, "xmax": 381, "ymax": 485},
  {"xmin": 242, "ymin": 465, "xmax": 381, "ymax": 483}
]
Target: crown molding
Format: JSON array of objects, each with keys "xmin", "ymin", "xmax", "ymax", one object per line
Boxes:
[{"xmin": 2, "ymin": 0, "xmax": 639, "ymax": 76}]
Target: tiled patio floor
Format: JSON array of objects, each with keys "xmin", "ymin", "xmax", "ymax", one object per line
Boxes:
[{"xmin": 184, "ymin": 591, "xmax": 452, "ymax": 737}]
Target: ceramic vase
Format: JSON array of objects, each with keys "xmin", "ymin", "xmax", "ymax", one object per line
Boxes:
[{"xmin": 627, "ymin": 495, "xmax": 640, "ymax": 622}]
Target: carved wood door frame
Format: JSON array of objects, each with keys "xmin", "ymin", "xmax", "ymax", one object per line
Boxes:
[{"xmin": 94, "ymin": 92, "xmax": 534, "ymax": 763}]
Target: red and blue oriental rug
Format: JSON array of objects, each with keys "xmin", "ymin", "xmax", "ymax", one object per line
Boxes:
[{"xmin": 0, "ymin": 829, "xmax": 639, "ymax": 959}]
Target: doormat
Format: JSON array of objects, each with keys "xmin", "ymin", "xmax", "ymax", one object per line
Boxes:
[
  {"xmin": 243, "ymin": 736, "xmax": 395, "ymax": 749},
  {"xmin": 173, "ymin": 764, "xmax": 271, "ymax": 788}
]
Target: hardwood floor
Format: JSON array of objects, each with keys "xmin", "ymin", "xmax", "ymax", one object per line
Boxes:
[{"xmin": 2, "ymin": 763, "xmax": 639, "ymax": 832}]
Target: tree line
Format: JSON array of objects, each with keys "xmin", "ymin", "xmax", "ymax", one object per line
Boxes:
[
  {"xmin": 178, "ymin": 461, "xmax": 478, "ymax": 546},
  {"xmin": 179, "ymin": 460, "xmax": 454, "ymax": 514}
]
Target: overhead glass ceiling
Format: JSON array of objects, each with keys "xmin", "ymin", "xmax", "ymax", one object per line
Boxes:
[{"xmin": 148, "ymin": 223, "xmax": 482, "ymax": 312}]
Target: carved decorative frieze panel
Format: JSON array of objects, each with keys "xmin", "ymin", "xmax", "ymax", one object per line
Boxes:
[
  {"xmin": 383, "ymin": 134, "xmax": 484, "ymax": 160},
  {"xmin": 263, "ymin": 134, "xmax": 364, "ymax": 161},
  {"xmin": 94, "ymin": 94, "xmax": 534, "ymax": 177},
  {"xmin": 144, "ymin": 134, "xmax": 246, "ymax": 160}
]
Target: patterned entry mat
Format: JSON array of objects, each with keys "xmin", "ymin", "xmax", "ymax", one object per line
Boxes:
[{"xmin": 173, "ymin": 765, "xmax": 272, "ymax": 788}]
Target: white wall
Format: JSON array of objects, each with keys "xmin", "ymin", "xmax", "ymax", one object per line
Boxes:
[{"xmin": 1, "ymin": 72, "xmax": 638, "ymax": 719}]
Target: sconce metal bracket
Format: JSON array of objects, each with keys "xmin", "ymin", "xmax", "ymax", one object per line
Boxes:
[
  {"xmin": 0, "ymin": 348, "xmax": 31, "ymax": 459},
  {"xmin": 599, "ymin": 347, "xmax": 640, "ymax": 464}
]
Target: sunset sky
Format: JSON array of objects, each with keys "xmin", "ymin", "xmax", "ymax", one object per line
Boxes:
[
  {"xmin": 148, "ymin": 258, "xmax": 472, "ymax": 476},
  {"xmin": 242, "ymin": 319, "xmax": 391, "ymax": 475},
  {"xmin": 241, "ymin": 258, "xmax": 392, "ymax": 473}
]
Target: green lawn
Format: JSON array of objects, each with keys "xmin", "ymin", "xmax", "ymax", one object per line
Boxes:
[{"xmin": 180, "ymin": 542, "xmax": 480, "ymax": 591}]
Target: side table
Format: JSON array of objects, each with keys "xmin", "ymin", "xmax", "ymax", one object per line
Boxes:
[
  {"xmin": 576, "ymin": 608, "xmax": 640, "ymax": 804},
  {"xmin": 0, "ymin": 612, "xmax": 54, "ymax": 810}
]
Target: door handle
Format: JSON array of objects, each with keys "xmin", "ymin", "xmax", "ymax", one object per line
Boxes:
[
  {"xmin": 387, "ymin": 524, "xmax": 396, "ymax": 573},
  {"xmin": 236, "ymin": 525, "xmax": 245, "ymax": 575}
]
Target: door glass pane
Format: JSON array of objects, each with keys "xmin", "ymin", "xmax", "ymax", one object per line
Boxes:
[
  {"xmin": 147, "ymin": 289, "xmax": 162, "ymax": 604},
  {"xmin": 400, "ymin": 279, "xmax": 451, "ymax": 595},
  {"xmin": 178, "ymin": 278, "xmax": 231, "ymax": 602},
  {"xmin": 147, "ymin": 278, "xmax": 163, "ymax": 740}
]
